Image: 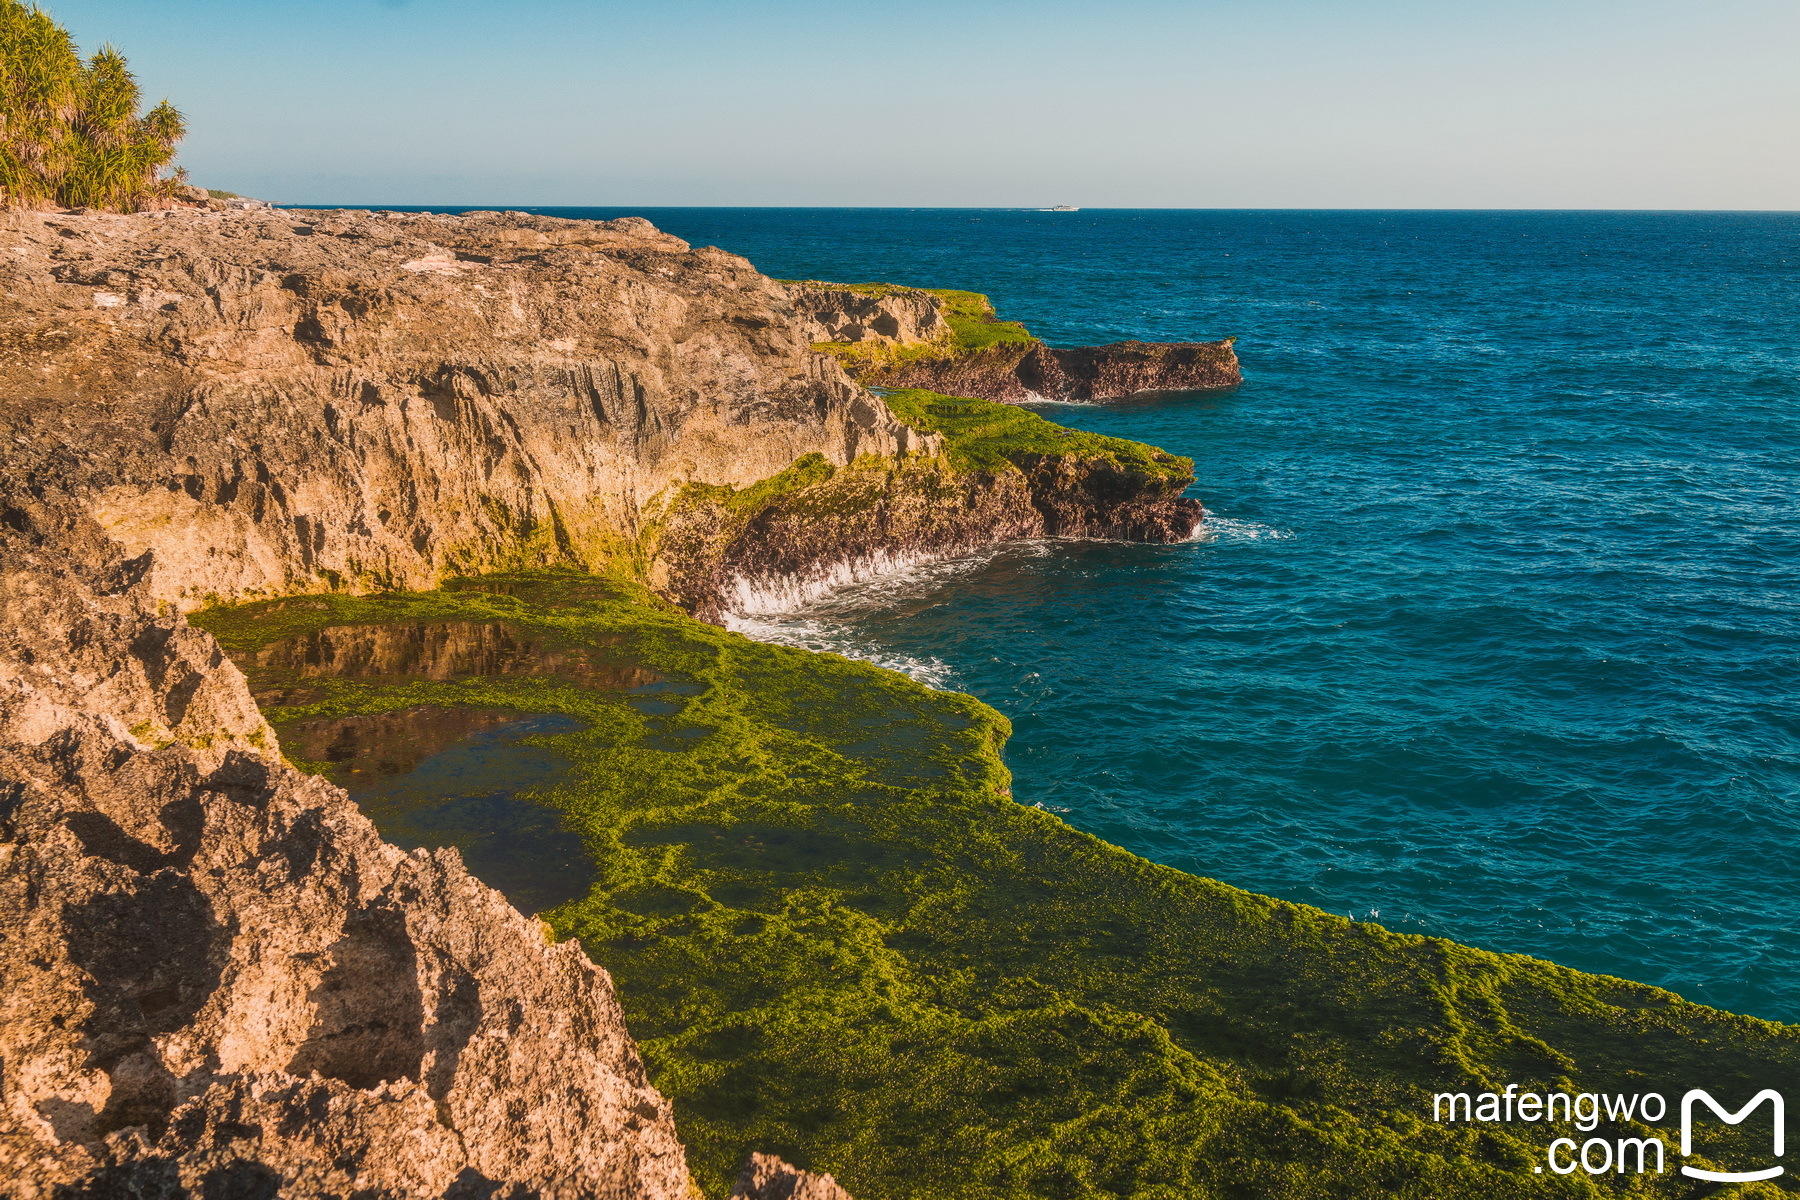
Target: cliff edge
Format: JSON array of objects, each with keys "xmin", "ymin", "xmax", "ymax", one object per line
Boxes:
[
  {"xmin": 0, "ymin": 208, "xmax": 1199, "ymax": 620},
  {"xmin": 788, "ymin": 281, "xmax": 1241, "ymax": 401}
]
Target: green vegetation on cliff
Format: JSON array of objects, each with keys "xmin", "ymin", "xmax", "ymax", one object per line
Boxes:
[
  {"xmin": 799, "ymin": 282, "xmax": 1037, "ymax": 375},
  {"xmin": 925, "ymin": 287, "xmax": 1037, "ymax": 352},
  {"xmin": 0, "ymin": 0, "xmax": 186, "ymax": 211},
  {"xmin": 198, "ymin": 574, "xmax": 1800, "ymax": 1200},
  {"xmin": 880, "ymin": 387, "xmax": 1192, "ymax": 479}
]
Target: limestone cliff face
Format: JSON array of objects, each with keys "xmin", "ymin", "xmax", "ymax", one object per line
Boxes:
[
  {"xmin": 857, "ymin": 338, "xmax": 1241, "ymax": 402},
  {"xmin": 655, "ymin": 449, "xmax": 1202, "ymax": 620},
  {"xmin": 0, "ymin": 534, "xmax": 695, "ymax": 1198},
  {"xmin": 0, "ymin": 207, "xmax": 923, "ymax": 614},
  {"xmin": 0, "ymin": 207, "xmax": 1199, "ymax": 619}
]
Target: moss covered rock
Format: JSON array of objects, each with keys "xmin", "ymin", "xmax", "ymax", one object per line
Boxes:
[{"xmin": 200, "ymin": 574, "xmax": 1800, "ymax": 1200}]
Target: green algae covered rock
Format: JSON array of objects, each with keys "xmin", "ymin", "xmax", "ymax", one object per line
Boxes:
[{"xmin": 199, "ymin": 574, "xmax": 1800, "ymax": 1200}]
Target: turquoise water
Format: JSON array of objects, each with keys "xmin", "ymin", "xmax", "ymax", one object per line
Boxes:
[{"xmin": 357, "ymin": 207, "xmax": 1800, "ymax": 1023}]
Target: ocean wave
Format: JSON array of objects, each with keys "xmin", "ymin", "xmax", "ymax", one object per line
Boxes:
[
  {"xmin": 724, "ymin": 612, "xmax": 957, "ymax": 688},
  {"xmin": 1188, "ymin": 516, "xmax": 1295, "ymax": 544},
  {"xmin": 721, "ymin": 545, "xmax": 1065, "ymax": 686},
  {"xmin": 718, "ymin": 546, "xmax": 973, "ymax": 616}
]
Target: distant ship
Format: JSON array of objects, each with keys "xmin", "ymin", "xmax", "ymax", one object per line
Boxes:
[{"xmin": 1048, "ymin": 205, "xmax": 1080, "ymax": 212}]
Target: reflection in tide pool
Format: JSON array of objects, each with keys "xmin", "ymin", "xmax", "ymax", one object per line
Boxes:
[
  {"xmin": 279, "ymin": 706, "xmax": 593, "ymax": 915},
  {"xmin": 248, "ymin": 618, "xmax": 657, "ymax": 707}
]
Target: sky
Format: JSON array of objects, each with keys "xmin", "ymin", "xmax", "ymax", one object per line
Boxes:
[{"xmin": 45, "ymin": 0, "xmax": 1800, "ymax": 209}]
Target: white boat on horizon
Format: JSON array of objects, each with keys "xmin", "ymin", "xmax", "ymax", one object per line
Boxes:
[{"xmin": 1047, "ymin": 205, "xmax": 1080, "ymax": 212}]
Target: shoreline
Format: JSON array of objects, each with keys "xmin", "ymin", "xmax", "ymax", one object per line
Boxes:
[
  {"xmin": 194, "ymin": 570, "xmax": 1800, "ymax": 1198},
  {"xmin": 4, "ymin": 205, "xmax": 1794, "ymax": 1198}
]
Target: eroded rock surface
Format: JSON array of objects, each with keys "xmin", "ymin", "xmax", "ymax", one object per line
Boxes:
[
  {"xmin": 0, "ymin": 207, "xmax": 924, "ymax": 613},
  {"xmin": 865, "ymin": 338, "xmax": 1241, "ymax": 402},
  {"xmin": 655, "ymin": 449, "xmax": 1201, "ymax": 617},
  {"xmin": 785, "ymin": 281, "xmax": 947, "ymax": 346},
  {"xmin": 0, "ymin": 539, "xmax": 697, "ymax": 1197},
  {"xmin": 787, "ymin": 281, "xmax": 1241, "ymax": 401},
  {"xmin": 730, "ymin": 1153, "xmax": 852, "ymax": 1200}
]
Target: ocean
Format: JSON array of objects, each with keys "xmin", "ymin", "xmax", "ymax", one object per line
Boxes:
[{"xmin": 354, "ymin": 206, "xmax": 1800, "ymax": 1023}]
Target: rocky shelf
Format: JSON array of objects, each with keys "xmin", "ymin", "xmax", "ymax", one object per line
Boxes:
[{"xmin": 788, "ymin": 280, "xmax": 1242, "ymax": 401}]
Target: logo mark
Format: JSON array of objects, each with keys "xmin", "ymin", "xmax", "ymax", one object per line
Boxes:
[{"xmin": 1680, "ymin": 1089, "xmax": 1785, "ymax": 1183}]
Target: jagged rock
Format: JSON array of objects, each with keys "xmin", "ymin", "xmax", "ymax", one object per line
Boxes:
[
  {"xmin": 654, "ymin": 448, "xmax": 1201, "ymax": 619},
  {"xmin": 730, "ymin": 1152, "xmax": 853, "ymax": 1200},
  {"xmin": 0, "ymin": 208, "xmax": 1198, "ymax": 622},
  {"xmin": 785, "ymin": 281, "xmax": 946, "ymax": 345},
  {"xmin": 786, "ymin": 281, "xmax": 1241, "ymax": 401},
  {"xmin": 0, "ymin": 544, "xmax": 697, "ymax": 1198},
  {"xmin": 0, "ymin": 207, "xmax": 929, "ymax": 615},
  {"xmin": 863, "ymin": 337, "xmax": 1241, "ymax": 402}
]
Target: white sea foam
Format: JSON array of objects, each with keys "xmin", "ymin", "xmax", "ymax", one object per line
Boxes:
[
  {"xmin": 718, "ymin": 545, "xmax": 985, "ymax": 617},
  {"xmin": 720, "ymin": 543, "xmax": 1055, "ymax": 687},
  {"xmin": 1188, "ymin": 516, "xmax": 1295, "ymax": 544},
  {"xmin": 724, "ymin": 612, "xmax": 957, "ymax": 688}
]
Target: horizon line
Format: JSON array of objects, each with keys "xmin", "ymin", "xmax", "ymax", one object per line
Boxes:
[{"xmin": 271, "ymin": 203, "xmax": 1800, "ymax": 214}]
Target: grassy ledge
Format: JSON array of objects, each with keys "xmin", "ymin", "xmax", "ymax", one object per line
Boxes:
[
  {"xmin": 879, "ymin": 387, "xmax": 1193, "ymax": 480},
  {"xmin": 791, "ymin": 282, "xmax": 1037, "ymax": 375},
  {"xmin": 196, "ymin": 574, "xmax": 1800, "ymax": 1200}
]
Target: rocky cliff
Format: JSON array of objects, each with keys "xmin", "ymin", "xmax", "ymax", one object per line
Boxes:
[
  {"xmin": 792, "ymin": 282, "xmax": 1241, "ymax": 401},
  {"xmin": 0, "ymin": 207, "xmax": 1205, "ymax": 1194},
  {"xmin": 785, "ymin": 280, "xmax": 946, "ymax": 346},
  {"xmin": 0, "ymin": 533, "xmax": 695, "ymax": 1198},
  {"xmin": 0, "ymin": 207, "xmax": 924, "ymax": 615},
  {"xmin": 0, "ymin": 208, "xmax": 1195, "ymax": 618}
]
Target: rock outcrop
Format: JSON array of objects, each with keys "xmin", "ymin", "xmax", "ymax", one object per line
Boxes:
[
  {"xmin": 0, "ymin": 208, "xmax": 1199, "ymax": 621},
  {"xmin": 654, "ymin": 447, "xmax": 1202, "ymax": 619},
  {"xmin": 789, "ymin": 282, "xmax": 1241, "ymax": 401},
  {"xmin": 0, "ymin": 206, "xmax": 930, "ymax": 615},
  {"xmin": 866, "ymin": 338, "xmax": 1241, "ymax": 402},
  {"xmin": 730, "ymin": 1153, "xmax": 851, "ymax": 1200},
  {"xmin": 0, "ymin": 535, "xmax": 695, "ymax": 1198}
]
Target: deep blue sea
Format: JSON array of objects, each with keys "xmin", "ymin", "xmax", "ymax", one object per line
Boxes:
[{"xmin": 346, "ymin": 207, "xmax": 1800, "ymax": 1023}]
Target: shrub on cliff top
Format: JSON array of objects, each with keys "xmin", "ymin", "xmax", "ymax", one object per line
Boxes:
[{"xmin": 0, "ymin": 0, "xmax": 185, "ymax": 211}]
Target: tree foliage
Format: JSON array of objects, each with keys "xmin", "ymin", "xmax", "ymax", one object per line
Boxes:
[{"xmin": 0, "ymin": 0, "xmax": 185, "ymax": 210}]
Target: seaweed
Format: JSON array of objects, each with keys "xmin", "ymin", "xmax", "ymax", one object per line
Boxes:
[
  {"xmin": 879, "ymin": 387, "xmax": 1193, "ymax": 480},
  {"xmin": 196, "ymin": 574, "xmax": 1800, "ymax": 1200}
]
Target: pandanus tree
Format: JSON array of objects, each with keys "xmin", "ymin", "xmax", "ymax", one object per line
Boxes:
[{"xmin": 0, "ymin": 0, "xmax": 185, "ymax": 211}]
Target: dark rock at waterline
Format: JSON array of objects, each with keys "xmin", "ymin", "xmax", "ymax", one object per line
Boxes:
[
  {"xmin": 652, "ymin": 450, "xmax": 1202, "ymax": 621},
  {"xmin": 875, "ymin": 338, "xmax": 1243, "ymax": 403},
  {"xmin": 786, "ymin": 281, "xmax": 1241, "ymax": 401}
]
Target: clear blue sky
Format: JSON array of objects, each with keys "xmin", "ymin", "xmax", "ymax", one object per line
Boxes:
[{"xmin": 46, "ymin": 0, "xmax": 1800, "ymax": 208}]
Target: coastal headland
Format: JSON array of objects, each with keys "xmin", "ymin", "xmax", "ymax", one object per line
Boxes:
[
  {"xmin": 788, "ymin": 280, "xmax": 1243, "ymax": 402},
  {"xmin": 1, "ymin": 208, "xmax": 1795, "ymax": 1198}
]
